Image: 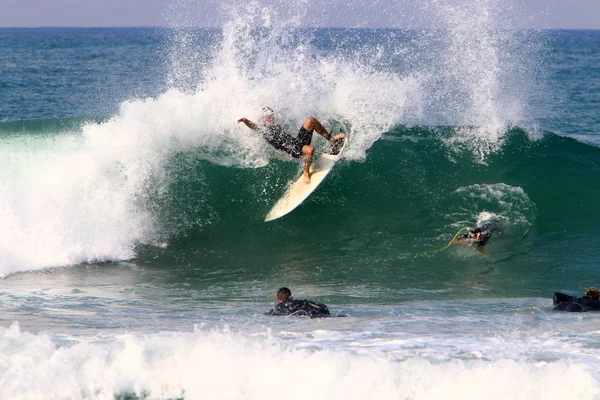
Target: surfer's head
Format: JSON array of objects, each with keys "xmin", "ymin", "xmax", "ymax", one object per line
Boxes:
[
  {"xmin": 277, "ymin": 287, "xmax": 292, "ymax": 303},
  {"xmin": 473, "ymin": 227, "xmax": 491, "ymax": 246},
  {"xmin": 261, "ymin": 107, "xmax": 275, "ymax": 125},
  {"xmin": 584, "ymin": 287, "xmax": 599, "ymax": 300}
]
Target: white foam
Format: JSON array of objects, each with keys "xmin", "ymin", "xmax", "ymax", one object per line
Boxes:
[
  {"xmin": 164, "ymin": 1, "xmax": 426, "ymax": 161},
  {"xmin": 1, "ymin": 322, "xmax": 598, "ymax": 400},
  {"xmin": 450, "ymin": 183, "xmax": 536, "ymax": 234},
  {"xmin": 0, "ymin": 133, "xmax": 149, "ymax": 276},
  {"xmin": 423, "ymin": 0, "xmax": 543, "ymax": 158}
]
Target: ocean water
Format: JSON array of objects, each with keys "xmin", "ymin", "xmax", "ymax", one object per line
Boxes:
[{"xmin": 1, "ymin": 2, "xmax": 600, "ymax": 399}]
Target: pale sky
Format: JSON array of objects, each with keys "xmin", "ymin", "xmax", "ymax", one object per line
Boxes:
[{"xmin": 0, "ymin": 0, "xmax": 598, "ymax": 29}]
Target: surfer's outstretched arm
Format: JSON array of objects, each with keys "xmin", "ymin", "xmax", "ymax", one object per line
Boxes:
[{"xmin": 237, "ymin": 117, "xmax": 257, "ymax": 130}]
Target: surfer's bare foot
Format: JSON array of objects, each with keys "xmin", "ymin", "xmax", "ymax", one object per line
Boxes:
[{"xmin": 302, "ymin": 171, "xmax": 311, "ymax": 184}]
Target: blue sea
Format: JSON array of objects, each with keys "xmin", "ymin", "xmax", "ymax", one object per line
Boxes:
[{"xmin": 1, "ymin": 2, "xmax": 600, "ymax": 399}]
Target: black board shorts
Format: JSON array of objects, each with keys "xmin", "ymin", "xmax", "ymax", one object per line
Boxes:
[
  {"xmin": 283, "ymin": 127, "xmax": 313, "ymax": 158},
  {"xmin": 261, "ymin": 124, "xmax": 314, "ymax": 158}
]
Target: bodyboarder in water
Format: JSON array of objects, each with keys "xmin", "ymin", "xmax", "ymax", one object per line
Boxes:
[
  {"xmin": 453, "ymin": 226, "xmax": 493, "ymax": 247},
  {"xmin": 266, "ymin": 287, "xmax": 331, "ymax": 318},
  {"xmin": 237, "ymin": 107, "xmax": 345, "ymax": 184},
  {"xmin": 553, "ymin": 287, "xmax": 600, "ymax": 312}
]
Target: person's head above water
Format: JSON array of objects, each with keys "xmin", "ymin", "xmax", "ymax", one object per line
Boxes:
[
  {"xmin": 276, "ymin": 287, "xmax": 292, "ymax": 303},
  {"xmin": 261, "ymin": 107, "xmax": 275, "ymax": 125},
  {"xmin": 584, "ymin": 287, "xmax": 599, "ymax": 300}
]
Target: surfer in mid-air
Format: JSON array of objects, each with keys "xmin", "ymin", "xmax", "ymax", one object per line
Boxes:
[{"xmin": 237, "ymin": 107, "xmax": 345, "ymax": 184}]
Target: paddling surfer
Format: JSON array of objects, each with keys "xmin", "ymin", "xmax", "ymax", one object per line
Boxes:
[
  {"xmin": 237, "ymin": 107, "xmax": 345, "ymax": 184},
  {"xmin": 553, "ymin": 287, "xmax": 600, "ymax": 312},
  {"xmin": 266, "ymin": 287, "xmax": 331, "ymax": 318}
]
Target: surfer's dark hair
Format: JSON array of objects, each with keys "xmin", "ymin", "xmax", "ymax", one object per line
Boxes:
[
  {"xmin": 277, "ymin": 287, "xmax": 292, "ymax": 302},
  {"xmin": 472, "ymin": 226, "xmax": 488, "ymax": 234},
  {"xmin": 584, "ymin": 287, "xmax": 599, "ymax": 300},
  {"xmin": 261, "ymin": 107, "xmax": 274, "ymax": 116}
]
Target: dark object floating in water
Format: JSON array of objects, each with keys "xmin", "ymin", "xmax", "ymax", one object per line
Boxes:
[{"xmin": 553, "ymin": 292, "xmax": 600, "ymax": 312}]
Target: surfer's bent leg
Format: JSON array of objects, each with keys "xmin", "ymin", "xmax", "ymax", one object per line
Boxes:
[
  {"xmin": 302, "ymin": 117, "xmax": 329, "ymax": 139},
  {"xmin": 276, "ymin": 130, "xmax": 313, "ymax": 183},
  {"xmin": 290, "ymin": 124, "xmax": 316, "ymax": 184},
  {"xmin": 302, "ymin": 117, "xmax": 346, "ymax": 143}
]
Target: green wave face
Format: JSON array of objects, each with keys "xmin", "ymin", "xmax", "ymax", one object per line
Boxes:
[{"xmin": 126, "ymin": 126, "xmax": 600, "ymax": 301}]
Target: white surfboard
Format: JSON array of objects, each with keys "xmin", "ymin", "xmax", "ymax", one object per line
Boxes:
[{"xmin": 265, "ymin": 137, "xmax": 347, "ymax": 222}]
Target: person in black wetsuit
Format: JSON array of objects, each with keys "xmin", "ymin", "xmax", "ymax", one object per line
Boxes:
[
  {"xmin": 266, "ymin": 287, "xmax": 331, "ymax": 318},
  {"xmin": 553, "ymin": 287, "xmax": 600, "ymax": 312},
  {"xmin": 237, "ymin": 108, "xmax": 345, "ymax": 184},
  {"xmin": 453, "ymin": 226, "xmax": 493, "ymax": 247}
]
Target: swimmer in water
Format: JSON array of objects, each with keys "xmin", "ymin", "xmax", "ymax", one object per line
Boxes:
[
  {"xmin": 453, "ymin": 226, "xmax": 493, "ymax": 247},
  {"xmin": 553, "ymin": 287, "xmax": 600, "ymax": 312},
  {"xmin": 266, "ymin": 287, "xmax": 331, "ymax": 318}
]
